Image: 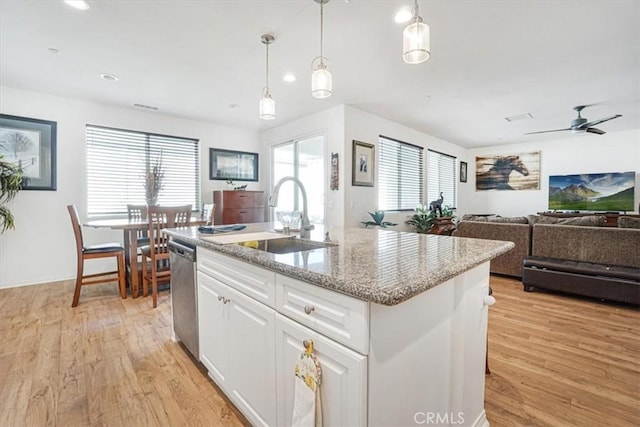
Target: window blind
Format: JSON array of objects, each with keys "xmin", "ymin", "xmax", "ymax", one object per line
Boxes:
[
  {"xmin": 378, "ymin": 136, "xmax": 423, "ymax": 211},
  {"xmin": 86, "ymin": 125, "xmax": 200, "ymax": 216},
  {"xmin": 426, "ymin": 149, "xmax": 456, "ymax": 209}
]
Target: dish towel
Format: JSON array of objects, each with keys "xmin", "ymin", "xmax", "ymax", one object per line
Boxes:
[
  {"xmin": 292, "ymin": 339, "xmax": 323, "ymax": 427},
  {"xmin": 197, "ymin": 224, "xmax": 247, "ymax": 234}
]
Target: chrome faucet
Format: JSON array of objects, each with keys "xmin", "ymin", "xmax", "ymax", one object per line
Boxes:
[{"xmin": 269, "ymin": 176, "xmax": 315, "ymax": 239}]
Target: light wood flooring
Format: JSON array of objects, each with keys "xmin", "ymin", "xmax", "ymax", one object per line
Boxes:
[{"xmin": 0, "ymin": 276, "xmax": 638, "ymax": 426}]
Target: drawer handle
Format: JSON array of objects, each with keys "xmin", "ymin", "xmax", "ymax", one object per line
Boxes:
[
  {"xmin": 218, "ymin": 295, "xmax": 224, "ymax": 302},
  {"xmin": 240, "ymin": 211, "xmax": 247, "ymax": 214},
  {"xmin": 223, "ymin": 297, "xmax": 231, "ymax": 304},
  {"xmin": 304, "ymin": 305, "xmax": 315, "ymax": 315}
]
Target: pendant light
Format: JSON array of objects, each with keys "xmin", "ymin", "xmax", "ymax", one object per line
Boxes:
[
  {"xmin": 402, "ymin": 0, "xmax": 430, "ymax": 64},
  {"xmin": 311, "ymin": 0, "xmax": 331, "ymax": 99},
  {"xmin": 259, "ymin": 34, "xmax": 276, "ymax": 120}
]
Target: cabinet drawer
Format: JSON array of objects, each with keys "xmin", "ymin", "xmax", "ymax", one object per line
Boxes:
[
  {"xmin": 223, "ymin": 208, "xmax": 264, "ymax": 224},
  {"xmin": 198, "ymin": 248, "xmax": 276, "ymax": 308},
  {"xmin": 223, "ymin": 191, "xmax": 264, "ymax": 208},
  {"xmin": 275, "ymin": 274, "xmax": 369, "ymax": 354}
]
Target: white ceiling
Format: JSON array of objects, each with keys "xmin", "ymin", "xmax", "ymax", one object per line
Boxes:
[{"xmin": 1, "ymin": 0, "xmax": 639, "ymax": 148}]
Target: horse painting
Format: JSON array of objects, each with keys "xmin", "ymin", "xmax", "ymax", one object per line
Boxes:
[{"xmin": 475, "ymin": 153, "xmax": 540, "ymax": 190}]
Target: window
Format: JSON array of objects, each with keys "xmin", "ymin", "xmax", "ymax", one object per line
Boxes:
[
  {"xmin": 426, "ymin": 150, "xmax": 456, "ymax": 209},
  {"xmin": 377, "ymin": 136, "xmax": 423, "ymax": 211},
  {"xmin": 86, "ymin": 125, "xmax": 200, "ymax": 216}
]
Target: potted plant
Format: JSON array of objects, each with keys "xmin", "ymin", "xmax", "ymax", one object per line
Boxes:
[
  {"xmin": 361, "ymin": 210, "xmax": 397, "ymax": 228},
  {"xmin": 405, "ymin": 203, "xmax": 436, "ymax": 233},
  {"xmin": 0, "ymin": 153, "xmax": 23, "ymax": 232},
  {"xmin": 430, "ymin": 205, "xmax": 457, "ymax": 235}
]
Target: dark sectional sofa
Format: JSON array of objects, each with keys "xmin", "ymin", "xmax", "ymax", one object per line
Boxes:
[{"xmin": 452, "ymin": 214, "xmax": 640, "ymax": 304}]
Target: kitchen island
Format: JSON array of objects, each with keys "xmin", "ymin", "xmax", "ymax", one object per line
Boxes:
[{"xmin": 165, "ymin": 224, "xmax": 514, "ymax": 427}]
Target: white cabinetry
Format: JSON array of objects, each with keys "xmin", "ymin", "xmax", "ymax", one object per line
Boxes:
[
  {"xmin": 275, "ymin": 313, "xmax": 367, "ymax": 427},
  {"xmin": 197, "ymin": 269, "xmax": 277, "ymax": 427},
  {"xmin": 196, "ymin": 247, "xmax": 491, "ymax": 427}
]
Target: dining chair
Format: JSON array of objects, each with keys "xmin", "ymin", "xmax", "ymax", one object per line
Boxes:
[
  {"xmin": 67, "ymin": 205, "xmax": 126, "ymax": 307},
  {"xmin": 141, "ymin": 204, "xmax": 192, "ymax": 308},
  {"xmin": 127, "ymin": 204, "xmax": 150, "ymax": 246},
  {"xmin": 201, "ymin": 203, "xmax": 215, "ymax": 225}
]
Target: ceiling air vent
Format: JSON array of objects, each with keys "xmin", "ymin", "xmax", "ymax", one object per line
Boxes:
[
  {"xmin": 133, "ymin": 103, "xmax": 159, "ymax": 111},
  {"xmin": 505, "ymin": 113, "xmax": 534, "ymax": 122}
]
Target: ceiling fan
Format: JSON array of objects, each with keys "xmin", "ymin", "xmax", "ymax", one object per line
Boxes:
[{"xmin": 525, "ymin": 105, "xmax": 622, "ymax": 135}]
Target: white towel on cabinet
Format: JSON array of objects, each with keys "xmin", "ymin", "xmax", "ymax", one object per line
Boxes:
[{"xmin": 292, "ymin": 341, "xmax": 322, "ymax": 427}]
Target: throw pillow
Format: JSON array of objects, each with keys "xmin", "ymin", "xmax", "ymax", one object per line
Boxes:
[
  {"xmin": 528, "ymin": 215, "xmax": 605, "ymax": 226},
  {"xmin": 618, "ymin": 216, "xmax": 640, "ymax": 229}
]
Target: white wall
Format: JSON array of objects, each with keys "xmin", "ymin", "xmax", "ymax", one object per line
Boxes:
[
  {"xmin": 344, "ymin": 106, "xmax": 469, "ymax": 231},
  {"xmin": 463, "ymin": 129, "xmax": 640, "ymax": 217},
  {"xmin": 0, "ymin": 86, "xmax": 260, "ymax": 288},
  {"xmin": 259, "ymin": 105, "xmax": 346, "ymax": 229}
]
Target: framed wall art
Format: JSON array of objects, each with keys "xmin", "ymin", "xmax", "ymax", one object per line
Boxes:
[
  {"xmin": 475, "ymin": 151, "xmax": 540, "ymax": 191},
  {"xmin": 330, "ymin": 152, "xmax": 339, "ymax": 190},
  {"xmin": 460, "ymin": 161, "xmax": 468, "ymax": 183},
  {"xmin": 209, "ymin": 148, "xmax": 259, "ymax": 181},
  {"xmin": 0, "ymin": 114, "xmax": 57, "ymax": 191},
  {"xmin": 352, "ymin": 140, "xmax": 374, "ymax": 187}
]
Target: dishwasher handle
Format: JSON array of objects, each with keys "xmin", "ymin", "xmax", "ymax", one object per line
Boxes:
[{"xmin": 169, "ymin": 240, "xmax": 196, "ymax": 262}]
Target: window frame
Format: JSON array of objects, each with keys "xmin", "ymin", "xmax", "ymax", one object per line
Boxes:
[
  {"xmin": 85, "ymin": 124, "xmax": 200, "ymax": 218},
  {"xmin": 377, "ymin": 135, "xmax": 424, "ymax": 212}
]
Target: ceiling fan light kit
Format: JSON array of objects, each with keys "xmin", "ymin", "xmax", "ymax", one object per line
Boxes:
[
  {"xmin": 525, "ymin": 105, "xmax": 622, "ymax": 136},
  {"xmin": 402, "ymin": 0, "xmax": 430, "ymax": 64},
  {"xmin": 312, "ymin": 0, "xmax": 332, "ymax": 99},
  {"xmin": 259, "ymin": 34, "xmax": 276, "ymax": 120}
]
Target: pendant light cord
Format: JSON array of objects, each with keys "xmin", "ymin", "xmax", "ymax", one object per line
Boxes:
[
  {"xmin": 320, "ymin": 1, "xmax": 324, "ymax": 66},
  {"xmin": 265, "ymin": 42, "xmax": 270, "ymax": 90}
]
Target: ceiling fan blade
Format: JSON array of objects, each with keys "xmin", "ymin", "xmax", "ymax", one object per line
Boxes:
[
  {"xmin": 586, "ymin": 127, "xmax": 606, "ymax": 135},
  {"xmin": 580, "ymin": 114, "xmax": 622, "ymax": 128},
  {"xmin": 525, "ymin": 128, "xmax": 571, "ymax": 135}
]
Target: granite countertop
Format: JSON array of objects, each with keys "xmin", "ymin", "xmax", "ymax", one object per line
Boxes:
[{"xmin": 164, "ymin": 223, "xmax": 514, "ymax": 306}]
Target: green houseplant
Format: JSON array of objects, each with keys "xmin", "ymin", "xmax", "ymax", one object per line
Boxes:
[
  {"xmin": 405, "ymin": 203, "xmax": 436, "ymax": 233},
  {"xmin": 361, "ymin": 210, "xmax": 397, "ymax": 228},
  {"xmin": 0, "ymin": 153, "xmax": 23, "ymax": 232}
]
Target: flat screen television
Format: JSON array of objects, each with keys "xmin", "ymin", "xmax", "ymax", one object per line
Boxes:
[{"xmin": 548, "ymin": 171, "xmax": 635, "ymax": 212}]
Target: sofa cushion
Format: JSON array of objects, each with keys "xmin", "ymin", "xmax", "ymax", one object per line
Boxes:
[
  {"xmin": 618, "ymin": 216, "xmax": 640, "ymax": 229},
  {"xmin": 528, "ymin": 214, "xmax": 605, "ymax": 226},
  {"xmin": 461, "ymin": 214, "xmax": 499, "ymax": 222},
  {"xmin": 486, "ymin": 216, "xmax": 529, "ymax": 224}
]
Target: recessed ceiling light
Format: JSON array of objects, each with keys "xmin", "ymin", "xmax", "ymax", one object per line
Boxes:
[
  {"xmin": 64, "ymin": 0, "xmax": 90, "ymax": 11},
  {"xmin": 48, "ymin": 47, "xmax": 60, "ymax": 54},
  {"xmin": 283, "ymin": 73, "xmax": 297, "ymax": 82},
  {"xmin": 229, "ymin": 104, "xmax": 240, "ymax": 110},
  {"xmin": 100, "ymin": 73, "xmax": 119, "ymax": 81},
  {"xmin": 394, "ymin": 7, "xmax": 413, "ymax": 24}
]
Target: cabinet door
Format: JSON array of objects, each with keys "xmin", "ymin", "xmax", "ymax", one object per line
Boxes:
[
  {"xmin": 226, "ymin": 286, "xmax": 277, "ymax": 427},
  {"xmin": 275, "ymin": 313, "xmax": 367, "ymax": 427},
  {"xmin": 197, "ymin": 271, "xmax": 228, "ymax": 390}
]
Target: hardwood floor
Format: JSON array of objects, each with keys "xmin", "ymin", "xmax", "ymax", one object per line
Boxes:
[
  {"xmin": 0, "ymin": 276, "xmax": 638, "ymax": 426},
  {"xmin": 486, "ymin": 276, "xmax": 640, "ymax": 427}
]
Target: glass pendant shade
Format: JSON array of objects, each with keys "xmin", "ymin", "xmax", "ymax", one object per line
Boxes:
[
  {"xmin": 259, "ymin": 89, "xmax": 275, "ymax": 120},
  {"xmin": 311, "ymin": 63, "xmax": 332, "ymax": 99},
  {"xmin": 402, "ymin": 18, "xmax": 430, "ymax": 64}
]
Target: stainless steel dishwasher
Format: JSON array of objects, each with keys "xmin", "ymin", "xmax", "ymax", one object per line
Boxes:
[{"xmin": 169, "ymin": 239, "xmax": 198, "ymax": 358}]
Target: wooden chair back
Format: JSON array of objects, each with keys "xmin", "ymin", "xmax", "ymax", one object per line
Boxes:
[
  {"xmin": 127, "ymin": 204, "xmax": 148, "ymax": 221},
  {"xmin": 128, "ymin": 204, "xmax": 149, "ymax": 241},
  {"xmin": 67, "ymin": 204, "xmax": 85, "ymax": 255},
  {"xmin": 202, "ymin": 203, "xmax": 215, "ymax": 225},
  {"xmin": 147, "ymin": 205, "xmax": 192, "ymax": 256}
]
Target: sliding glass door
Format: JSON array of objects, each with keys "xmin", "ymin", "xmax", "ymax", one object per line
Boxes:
[{"xmin": 271, "ymin": 134, "xmax": 325, "ymax": 225}]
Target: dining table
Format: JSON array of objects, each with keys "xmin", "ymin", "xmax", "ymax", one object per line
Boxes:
[{"xmin": 85, "ymin": 216, "xmax": 206, "ymax": 298}]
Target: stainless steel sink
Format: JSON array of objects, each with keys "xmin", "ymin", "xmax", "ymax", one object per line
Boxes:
[{"xmin": 238, "ymin": 237, "xmax": 334, "ymax": 254}]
